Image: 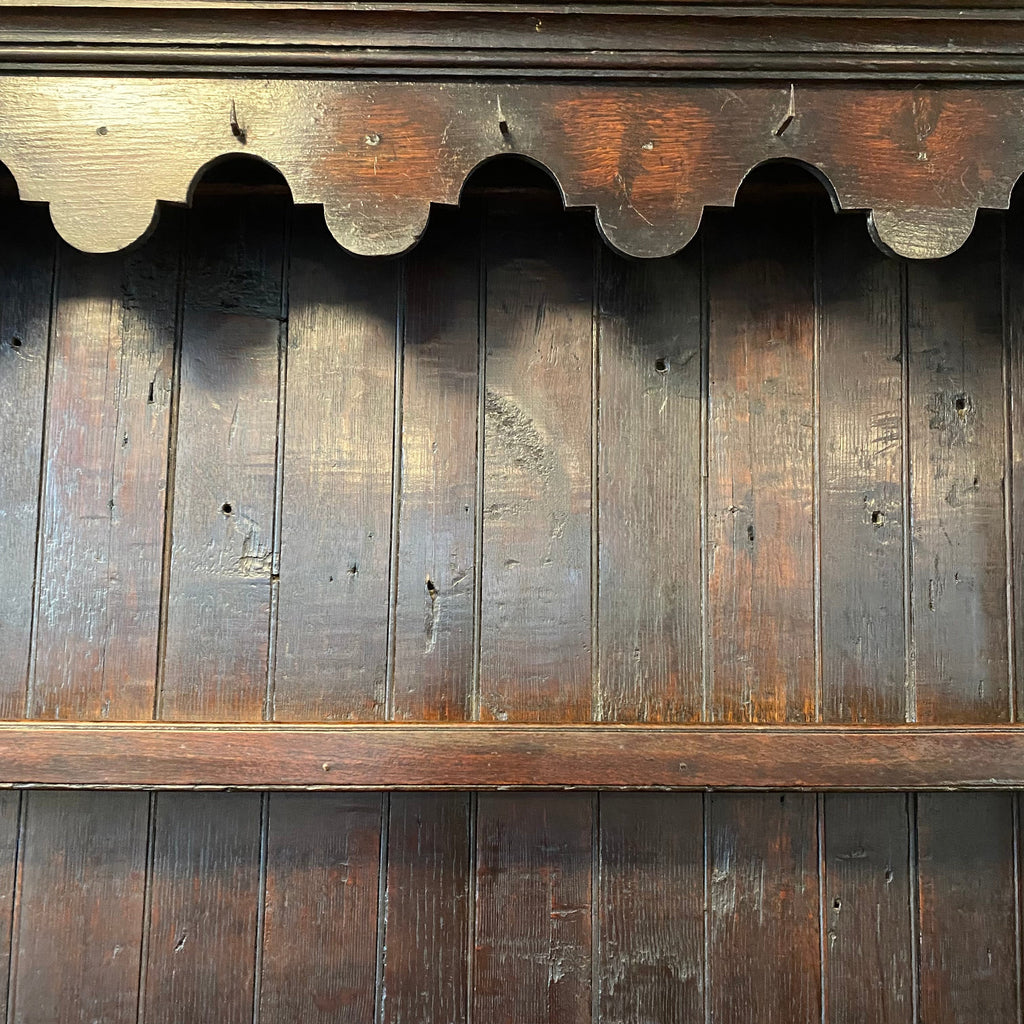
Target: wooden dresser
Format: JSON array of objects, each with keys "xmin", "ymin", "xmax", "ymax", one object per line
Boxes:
[{"xmin": 1, "ymin": 2, "xmax": 1022, "ymax": 1021}]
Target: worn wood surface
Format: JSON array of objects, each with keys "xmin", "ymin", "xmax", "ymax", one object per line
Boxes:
[
  {"xmin": 160, "ymin": 194, "xmax": 286, "ymax": 722},
  {"xmin": 3, "ymin": 722, "xmax": 1024, "ymax": 790},
  {"xmin": 260, "ymin": 793, "xmax": 383, "ymax": 1023},
  {"xmin": 10, "ymin": 792, "xmax": 149, "ymax": 1024},
  {"xmin": 473, "ymin": 793, "xmax": 593, "ymax": 1024},
  {"xmin": 1, "ymin": 161, "xmax": 1022, "ymax": 1023},
  {"xmin": 141, "ymin": 793, "xmax": 262, "ymax": 1024},
  {"xmin": 2, "ymin": 80, "xmax": 1023, "ymax": 260},
  {"xmin": 706, "ymin": 194, "xmax": 817, "ymax": 724}
]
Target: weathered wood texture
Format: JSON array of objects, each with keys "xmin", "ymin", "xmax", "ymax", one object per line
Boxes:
[
  {"xmin": 2, "ymin": 80, "xmax": 1023, "ymax": 260},
  {"xmin": 2, "ymin": 164, "xmax": 1023, "ymax": 1022},
  {"xmin": 2, "ymin": 165, "xmax": 1019, "ymax": 732},
  {"xmin": 8, "ymin": 787, "xmax": 1018, "ymax": 1023}
]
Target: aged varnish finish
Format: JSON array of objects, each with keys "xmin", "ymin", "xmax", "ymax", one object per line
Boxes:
[{"xmin": 2, "ymin": 1, "xmax": 1024, "ymax": 1021}]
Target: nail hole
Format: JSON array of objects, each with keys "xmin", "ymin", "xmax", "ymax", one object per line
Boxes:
[
  {"xmin": 871, "ymin": 510, "xmax": 885, "ymax": 526},
  {"xmin": 747, "ymin": 524, "xmax": 755, "ymax": 543},
  {"xmin": 10, "ymin": 336, "xmax": 21, "ymax": 349},
  {"xmin": 884, "ymin": 868, "xmax": 894, "ymax": 884},
  {"xmin": 221, "ymin": 502, "xmax": 233, "ymax": 515},
  {"xmin": 954, "ymin": 394, "xmax": 968, "ymax": 412},
  {"xmin": 426, "ymin": 577, "xmax": 438, "ymax": 598},
  {"xmin": 348, "ymin": 564, "xmax": 359, "ymax": 576},
  {"xmin": 654, "ymin": 358, "xmax": 669, "ymax": 374},
  {"xmin": 499, "ymin": 119, "xmax": 510, "ymax": 137},
  {"xmin": 833, "ymin": 897, "xmax": 842, "ymax": 910},
  {"xmin": 96, "ymin": 126, "xmax": 108, "ymax": 137},
  {"xmin": 364, "ymin": 132, "xmax": 381, "ymax": 147}
]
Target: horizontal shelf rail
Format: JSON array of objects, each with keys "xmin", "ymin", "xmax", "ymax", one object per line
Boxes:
[{"xmin": 0, "ymin": 723, "xmax": 1022, "ymax": 791}]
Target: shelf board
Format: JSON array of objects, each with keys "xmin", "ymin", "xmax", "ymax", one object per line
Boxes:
[{"xmin": 0, "ymin": 722, "xmax": 1021, "ymax": 791}]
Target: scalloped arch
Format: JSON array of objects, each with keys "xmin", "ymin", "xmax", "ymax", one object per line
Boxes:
[{"xmin": 1, "ymin": 77, "xmax": 1020, "ymax": 261}]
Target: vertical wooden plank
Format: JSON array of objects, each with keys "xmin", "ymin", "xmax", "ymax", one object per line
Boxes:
[
  {"xmin": 708, "ymin": 793, "xmax": 821, "ymax": 1024},
  {"xmin": 11, "ymin": 793, "xmax": 148, "ymax": 1024},
  {"xmin": 705, "ymin": 202, "xmax": 817, "ymax": 723},
  {"xmin": 1005, "ymin": 209, "xmax": 1024, "ymax": 717},
  {"xmin": 818, "ymin": 214, "xmax": 906, "ymax": 723},
  {"xmin": 273, "ymin": 206, "xmax": 397, "ymax": 722},
  {"xmin": 142, "ymin": 793, "xmax": 262, "ymax": 1024},
  {"xmin": 908, "ymin": 220, "xmax": 1009, "ymax": 723},
  {"xmin": 823, "ymin": 794, "xmax": 914, "ymax": 1024},
  {"xmin": 473, "ymin": 793, "xmax": 592, "ymax": 1024},
  {"xmin": 596, "ymin": 246, "xmax": 703, "ymax": 723},
  {"xmin": 160, "ymin": 194, "xmax": 286, "ymax": 721},
  {"xmin": 0, "ymin": 202, "xmax": 53, "ymax": 718},
  {"xmin": 598, "ymin": 793, "xmax": 703, "ymax": 1024},
  {"xmin": 259, "ymin": 794, "xmax": 383, "ymax": 1024},
  {"xmin": 917, "ymin": 794, "xmax": 1018, "ymax": 1024},
  {"xmin": 31, "ymin": 216, "xmax": 181, "ymax": 721},
  {"xmin": 0, "ymin": 793, "xmax": 22, "ymax": 1023},
  {"xmin": 478, "ymin": 198, "xmax": 593, "ymax": 723},
  {"xmin": 392, "ymin": 208, "xmax": 479, "ymax": 722},
  {"xmin": 817, "ymin": 213, "xmax": 915, "ymax": 1024},
  {"xmin": 382, "ymin": 794, "xmax": 471, "ymax": 1024}
]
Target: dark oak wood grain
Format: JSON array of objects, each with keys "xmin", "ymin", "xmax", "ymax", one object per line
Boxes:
[
  {"xmin": 818, "ymin": 212, "xmax": 907, "ymax": 724},
  {"xmin": 10, "ymin": 792, "xmax": 148, "ymax": 1024},
  {"xmin": 598, "ymin": 793, "xmax": 704, "ymax": 1023},
  {"xmin": 0, "ymin": 793, "xmax": 21, "ymax": 1024},
  {"xmin": 708, "ymin": 793, "xmax": 821, "ymax": 1024},
  {"xmin": 917, "ymin": 794, "xmax": 1019, "ymax": 1024},
  {"xmin": 141, "ymin": 793, "xmax": 262, "ymax": 1024},
  {"xmin": 273, "ymin": 207, "xmax": 398, "ymax": 722},
  {"xmin": 160, "ymin": 193, "xmax": 286, "ymax": 722},
  {"xmin": 907, "ymin": 222, "xmax": 1010, "ymax": 724},
  {"xmin": 0, "ymin": 201, "xmax": 53, "ymax": 720},
  {"xmin": 392, "ymin": 208, "xmax": 479, "ymax": 722},
  {"xmin": 31, "ymin": 220, "xmax": 181, "ymax": 722},
  {"xmin": 706, "ymin": 198, "xmax": 817, "ymax": 724},
  {"xmin": 596, "ymin": 242, "xmax": 703, "ymax": 723},
  {"xmin": 260, "ymin": 793, "xmax": 383, "ymax": 1023},
  {"xmin": 478, "ymin": 199, "xmax": 593, "ymax": 723},
  {"xmin": 1, "ymin": 723, "xmax": 1023, "ymax": 790},
  {"xmin": 823, "ymin": 794, "xmax": 914, "ymax": 1024},
  {"xmin": 382, "ymin": 794, "xmax": 472, "ymax": 1024},
  {"xmin": 473, "ymin": 793, "xmax": 592, "ymax": 1024}
]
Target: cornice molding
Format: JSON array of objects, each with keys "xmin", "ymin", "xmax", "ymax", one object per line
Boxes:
[
  {"xmin": 1, "ymin": 76, "xmax": 1020, "ymax": 259},
  {"xmin": 3, "ymin": 4, "xmax": 1024, "ymax": 79}
]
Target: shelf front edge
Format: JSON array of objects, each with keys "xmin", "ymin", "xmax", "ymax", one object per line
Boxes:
[{"xmin": 0, "ymin": 723, "xmax": 1021, "ymax": 791}]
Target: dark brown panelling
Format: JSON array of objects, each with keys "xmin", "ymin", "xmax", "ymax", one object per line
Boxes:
[
  {"xmin": 823, "ymin": 794, "xmax": 914, "ymax": 1024},
  {"xmin": 473, "ymin": 793, "xmax": 592, "ymax": 1024},
  {"xmin": 478, "ymin": 199, "xmax": 593, "ymax": 723},
  {"xmin": 260, "ymin": 793, "xmax": 383, "ymax": 1023},
  {"xmin": 392, "ymin": 208, "xmax": 479, "ymax": 721},
  {"xmin": 598, "ymin": 793, "xmax": 704, "ymax": 1023},
  {"xmin": 708, "ymin": 793, "xmax": 821, "ymax": 1024},
  {"xmin": 160, "ymin": 194, "xmax": 287, "ymax": 722},
  {"xmin": 273, "ymin": 207, "xmax": 398, "ymax": 722},
  {"xmin": 1007, "ymin": 211, "xmax": 1024, "ymax": 720},
  {"xmin": 141, "ymin": 793, "xmax": 262, "ymax": 1024},
  {"xmin": 31, "ymin": 221, "xmax": 180, "ymax": 721},
  {"xmin": 9, "ymin": 722, "xmax": 1024, "ymax": 789},
  {"xmin": 818, "ymin": 213, "xmax": 907, "ymax": 724},
  {"xmin": 10, "ymin": 792, "xmax": 148, "ymax": 1024},
  {"xmin": 596, "ymin": 243, "xmax": 703, "ymax": 723},
  {"xmin": 907, "ymin": 223, "xmax": 1010, "ymax": 723},
  {"xmin": 382, "ymin": 794, "xmax": 472, "ymax": 1024},
  {"xmin": 0, "ymin": 202, "xmax": 52, "ymax": 719},
  {"xmin": 0, "ymin": 793, "xmax": 20, "ymax": 1024},
  {"xmin": 917, "ymin": 794, "xmax": 1019, "ymax": 1024},
  {"xmin": 705, "ymin": 200, "xmax": 817, "ymax": 723}
]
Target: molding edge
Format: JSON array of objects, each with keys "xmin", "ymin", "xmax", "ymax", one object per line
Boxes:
[{"xmin": 2, "ymin": 77, "xmax": 1021, "ymax": 260}]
